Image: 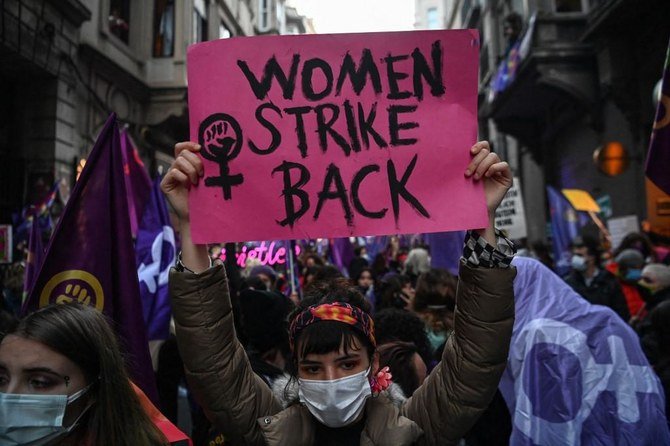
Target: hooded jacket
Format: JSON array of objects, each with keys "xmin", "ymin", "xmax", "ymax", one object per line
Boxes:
[{"xmin": 169, "ymin": 259, "xmax": 515, "ymax": 446}]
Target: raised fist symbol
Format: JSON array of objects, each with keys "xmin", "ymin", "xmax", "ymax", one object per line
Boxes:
[
  {"xmin": 56, "ymin": 283, "xmax": 91, "ymax": 305},
  {"xmin": 198, "ymin": 113, "xmax": 244, "ymax": 200}
]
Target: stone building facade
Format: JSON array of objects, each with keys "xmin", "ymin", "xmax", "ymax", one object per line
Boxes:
[
  {"xmin": 1, "ymin": 0, "xmax": 310, "ymax": 224},
  {"xmin": 419, "ymin": 0, "xmax": 670, "ymax": 242}
]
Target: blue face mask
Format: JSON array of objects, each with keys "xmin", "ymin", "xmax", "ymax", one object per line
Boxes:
[
  {"xmin": 427, "ymin": 328, "xmax": 448, "ymax": 353},
  {"xmin": 625, "ymin": 269, "xmax": 642, "ymax": 281},
  {"xmin": 0, "ymin": 383, "xmax": 93, "ymax": 446}
]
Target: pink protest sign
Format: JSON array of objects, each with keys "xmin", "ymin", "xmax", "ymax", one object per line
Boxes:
[{"xmin": 187, "ymin": 30, "xmax": 487, "ymax": 243}]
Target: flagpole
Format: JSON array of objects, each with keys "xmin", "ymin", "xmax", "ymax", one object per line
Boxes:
[
  {"xmin": 588, "ymin": 211, "xmax": 612, "ymax": 247},
  {"xmin": 287, "ymin": 240, "xmax": 296, "ymax": 296}
]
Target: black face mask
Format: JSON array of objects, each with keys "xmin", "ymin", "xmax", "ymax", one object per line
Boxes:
[{"xmin": 638, "ymin": 285, "xmax": 653, "ymax": 303}]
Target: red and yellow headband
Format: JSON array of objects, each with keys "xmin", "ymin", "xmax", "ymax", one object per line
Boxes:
[{"xmin": 289, "ymin": 302, "xmax": 376, "ymax": 350}]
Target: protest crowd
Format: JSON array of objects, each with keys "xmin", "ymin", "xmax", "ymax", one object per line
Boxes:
[
  {"xmin": 0, "ymin": 127, "xmax": 669, "ymax": 444},
  {"xmin": 1, "ymin": 13, "xmax": 670, "ymax": 446}
]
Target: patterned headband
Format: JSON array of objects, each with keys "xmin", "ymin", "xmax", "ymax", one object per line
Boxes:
[{"xmin": 289, "ymin": 302, "xmax": 376, "ymax": 350}]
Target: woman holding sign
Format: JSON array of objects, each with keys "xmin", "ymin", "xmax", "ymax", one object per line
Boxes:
[{"xmin": 163, "ymin": 141, "xmax": 516, "ymax": 446}]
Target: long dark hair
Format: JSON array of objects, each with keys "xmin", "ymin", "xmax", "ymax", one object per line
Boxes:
[{"xmin": 9, "ymin": 303, "xmax": 167, "ymax": 446}]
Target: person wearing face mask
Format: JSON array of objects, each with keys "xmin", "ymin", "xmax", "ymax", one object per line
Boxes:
[
  {"xmin": 605, "ymin": 249, "xmax": 646, "ymax": 318},
  {"xmin": 564, "ymin": 236, "xmax": 630, "ymax": 322},
  {"xmin": 163, "ymin": 140, "xmax": 516, "ymax": 445},
  {"xmin": 640, "ymin": 264, "xmax": 670, "ymax": 309},
  {"xmin": 413, "ymin": 268, "xmax": 457, "ymax": 357},
  {"xmin": 632, "ymin": 264, "xmax": 670, "ymax": 329},
  {"xmin": 0, "ymin": 303, "xmax": 179, "ymax": 446}
]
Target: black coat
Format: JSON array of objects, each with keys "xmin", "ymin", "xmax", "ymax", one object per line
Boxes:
[{"xmin": 565, "ymin": 269, "xmax": 630, "ymax": 321}]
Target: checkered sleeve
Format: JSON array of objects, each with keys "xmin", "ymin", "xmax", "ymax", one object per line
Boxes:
[{"xmin": 462, "ymin": 229, "xmax": 516, "ymax": 268}]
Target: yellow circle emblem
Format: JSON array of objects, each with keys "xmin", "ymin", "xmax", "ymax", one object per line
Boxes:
[{"xmin": 39, "ymin": 270, "xmax": 104, "ymax": 311}]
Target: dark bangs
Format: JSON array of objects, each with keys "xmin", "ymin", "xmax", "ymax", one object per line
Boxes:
[{"xmin": 296, "ymin": 320, "xmax": 373, "ymax": 361}]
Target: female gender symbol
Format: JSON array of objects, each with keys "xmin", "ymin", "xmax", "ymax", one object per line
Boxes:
[{"xmin": 198, "ymin": 113, "xmax": 244, "ymax": 200}]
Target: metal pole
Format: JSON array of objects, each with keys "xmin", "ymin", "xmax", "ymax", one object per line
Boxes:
[{"xmin": 287, "ymin": 239, "xmax": 296, "ymax": 296}]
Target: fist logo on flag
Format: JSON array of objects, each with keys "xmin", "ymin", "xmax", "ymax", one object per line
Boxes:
[
  {"xmin": 39, "ymin": 270, "xmax": 104, "ymax": 311},
  {"xmin": 198, "ymin": 113, "xmax": 244, "ymax": 200}
]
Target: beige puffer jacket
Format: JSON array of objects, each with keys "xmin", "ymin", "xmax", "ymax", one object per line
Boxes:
[{"xmin": 169, "ymin": 259, "xmax": 515, "ymax": 445}]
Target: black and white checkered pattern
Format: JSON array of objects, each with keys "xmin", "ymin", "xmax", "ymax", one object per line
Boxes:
[{"xmin": 462, "ymin": 229, "xmax": 516, "ymax": 268}]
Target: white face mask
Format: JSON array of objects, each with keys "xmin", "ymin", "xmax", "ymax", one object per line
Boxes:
[
  {"xmin": 0, "ymin": 383, "xmax": 93, "ymax": 446},
  {"xmin": 571, "ymin": 254, "xmax": 588, "ymax": 272},
  {"xmin": 298, "ymin": 367, "xmax": 372, "ymax": 428}
]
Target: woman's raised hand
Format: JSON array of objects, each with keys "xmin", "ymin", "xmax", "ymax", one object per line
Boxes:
[
  {"xmin": 161, "ymin": 142, "xmax": 210, "ymax": 273},
  {"xmin": 464, "ymin": 141, "xmax": 513, "ymax": 244},
  {"xmin": 464, "ymin": 141, "xmax": 512, "ymax": 219},
  {"xmin": 160, "ymin": 142, "xmax": 204, "ymax": 224}
]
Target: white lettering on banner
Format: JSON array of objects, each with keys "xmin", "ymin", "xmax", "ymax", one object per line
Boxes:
[
  {"xmin": 138, "ymin": 226, "xmax": 176, "ymax": 293},
  {"xmin": 509, "ymin": 318, "xmax": 661, "ymax": 444},
  {"xmin": 494, "ymin": 177, "xmax": 527, "ymax": 240}
]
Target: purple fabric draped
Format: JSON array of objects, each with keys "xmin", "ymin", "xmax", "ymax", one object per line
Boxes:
[
  {"xmin": 136, "ymin": 177, "xmax": 176, "ymax": 341},
  {"xmin": 22, "ymin": 114, "xmax": 158, "ymax": 403},
  {"xmin": 120, "ymin": 128, "xmax": 152, "ymax": 237},
  {"xmin": 501, "ymin": 257, "xmax": 670, "ymax": 444}
]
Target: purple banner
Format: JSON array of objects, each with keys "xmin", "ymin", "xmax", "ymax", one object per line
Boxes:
[
  {"xmin": 136, "ymin": 177, "xmax": 176, "ymax": 341},
  {"xmin": 501, "ymin": 257, "xmax": 670, "ymax": 444},
  {"xmin": 121, "ymin": 128, "xmax": 152, "ymax": 237},
  {"xmin": 22, "ymin": 114, "xmax": 158, "ymax": 403}
]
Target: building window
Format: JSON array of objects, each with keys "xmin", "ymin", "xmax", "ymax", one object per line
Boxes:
[
  {"xmin": 109, "ymin": 0, "xmax": 130, "ymax": 44},
  {"xmin": 460, "ymin": 0, "xmax": 472, "ymax": 22},
  {"xmin": 511, "ymin": 0, "xmax": 525, "ymax": 16},
  {"xmin": 219, "ymin": 22, "xmax": 232, "ymax": 39},
  {"xmin": 554, "ymin": 0, "xmax": 585, "ymax": 13},
  {"xmin": 193, "ymin": 0, "xmax": 208, "ymax": 43},
  {"xmin": 276, "ymin": 0, "xmax": 286, "ymax": 34},
  {"xmin": 427, "ymin": 7, "xmax": 439, "ymax": 29},
  {"xmin": 258, "ymin": 0, "xmax": 276, "ymax": 32},
  {"xmin": 153, "ymin": 0, "xmax": 175, "ymax": 57}
]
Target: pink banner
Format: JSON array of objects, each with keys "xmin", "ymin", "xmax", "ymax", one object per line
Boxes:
[{"xmin": 187, "ymin": 30, "xmax": 487, "ymax": 243}]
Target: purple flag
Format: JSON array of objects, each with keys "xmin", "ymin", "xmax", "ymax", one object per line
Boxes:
[
  {"xmin": 646, "ymin": 40, "xmax": 670, "ymax": 195},
  {"xmin": 121, "ymin": 128, "xmax": 152, "ymax": 237},
  {"xmin": 423, "ymin": 231, "xmax": 465, "ymax": 275},
  {"xmin": 329, "ymin": 237, "xmax": 354, "ymax": 276},
  {"xmin": 22, "ymin": 218, "xmax": 44, "ymax": 298},
  {"xmin": 363, "ymin": 235, "xmax": 388, "ymax": 265},
  {"xmin": 136, "ymin": 177, "xmax": 176, "ymax": 341},
  {"xmin": 501, "ymin": 257, "xmax": 670, "ymax": 444},
  {"xmin": 547, "ymin": 186, "xmax": 589, "ymax": 276},
  {"xmin": 22, "ymin": 114, "xmax": 158, "ymax": 403}
]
